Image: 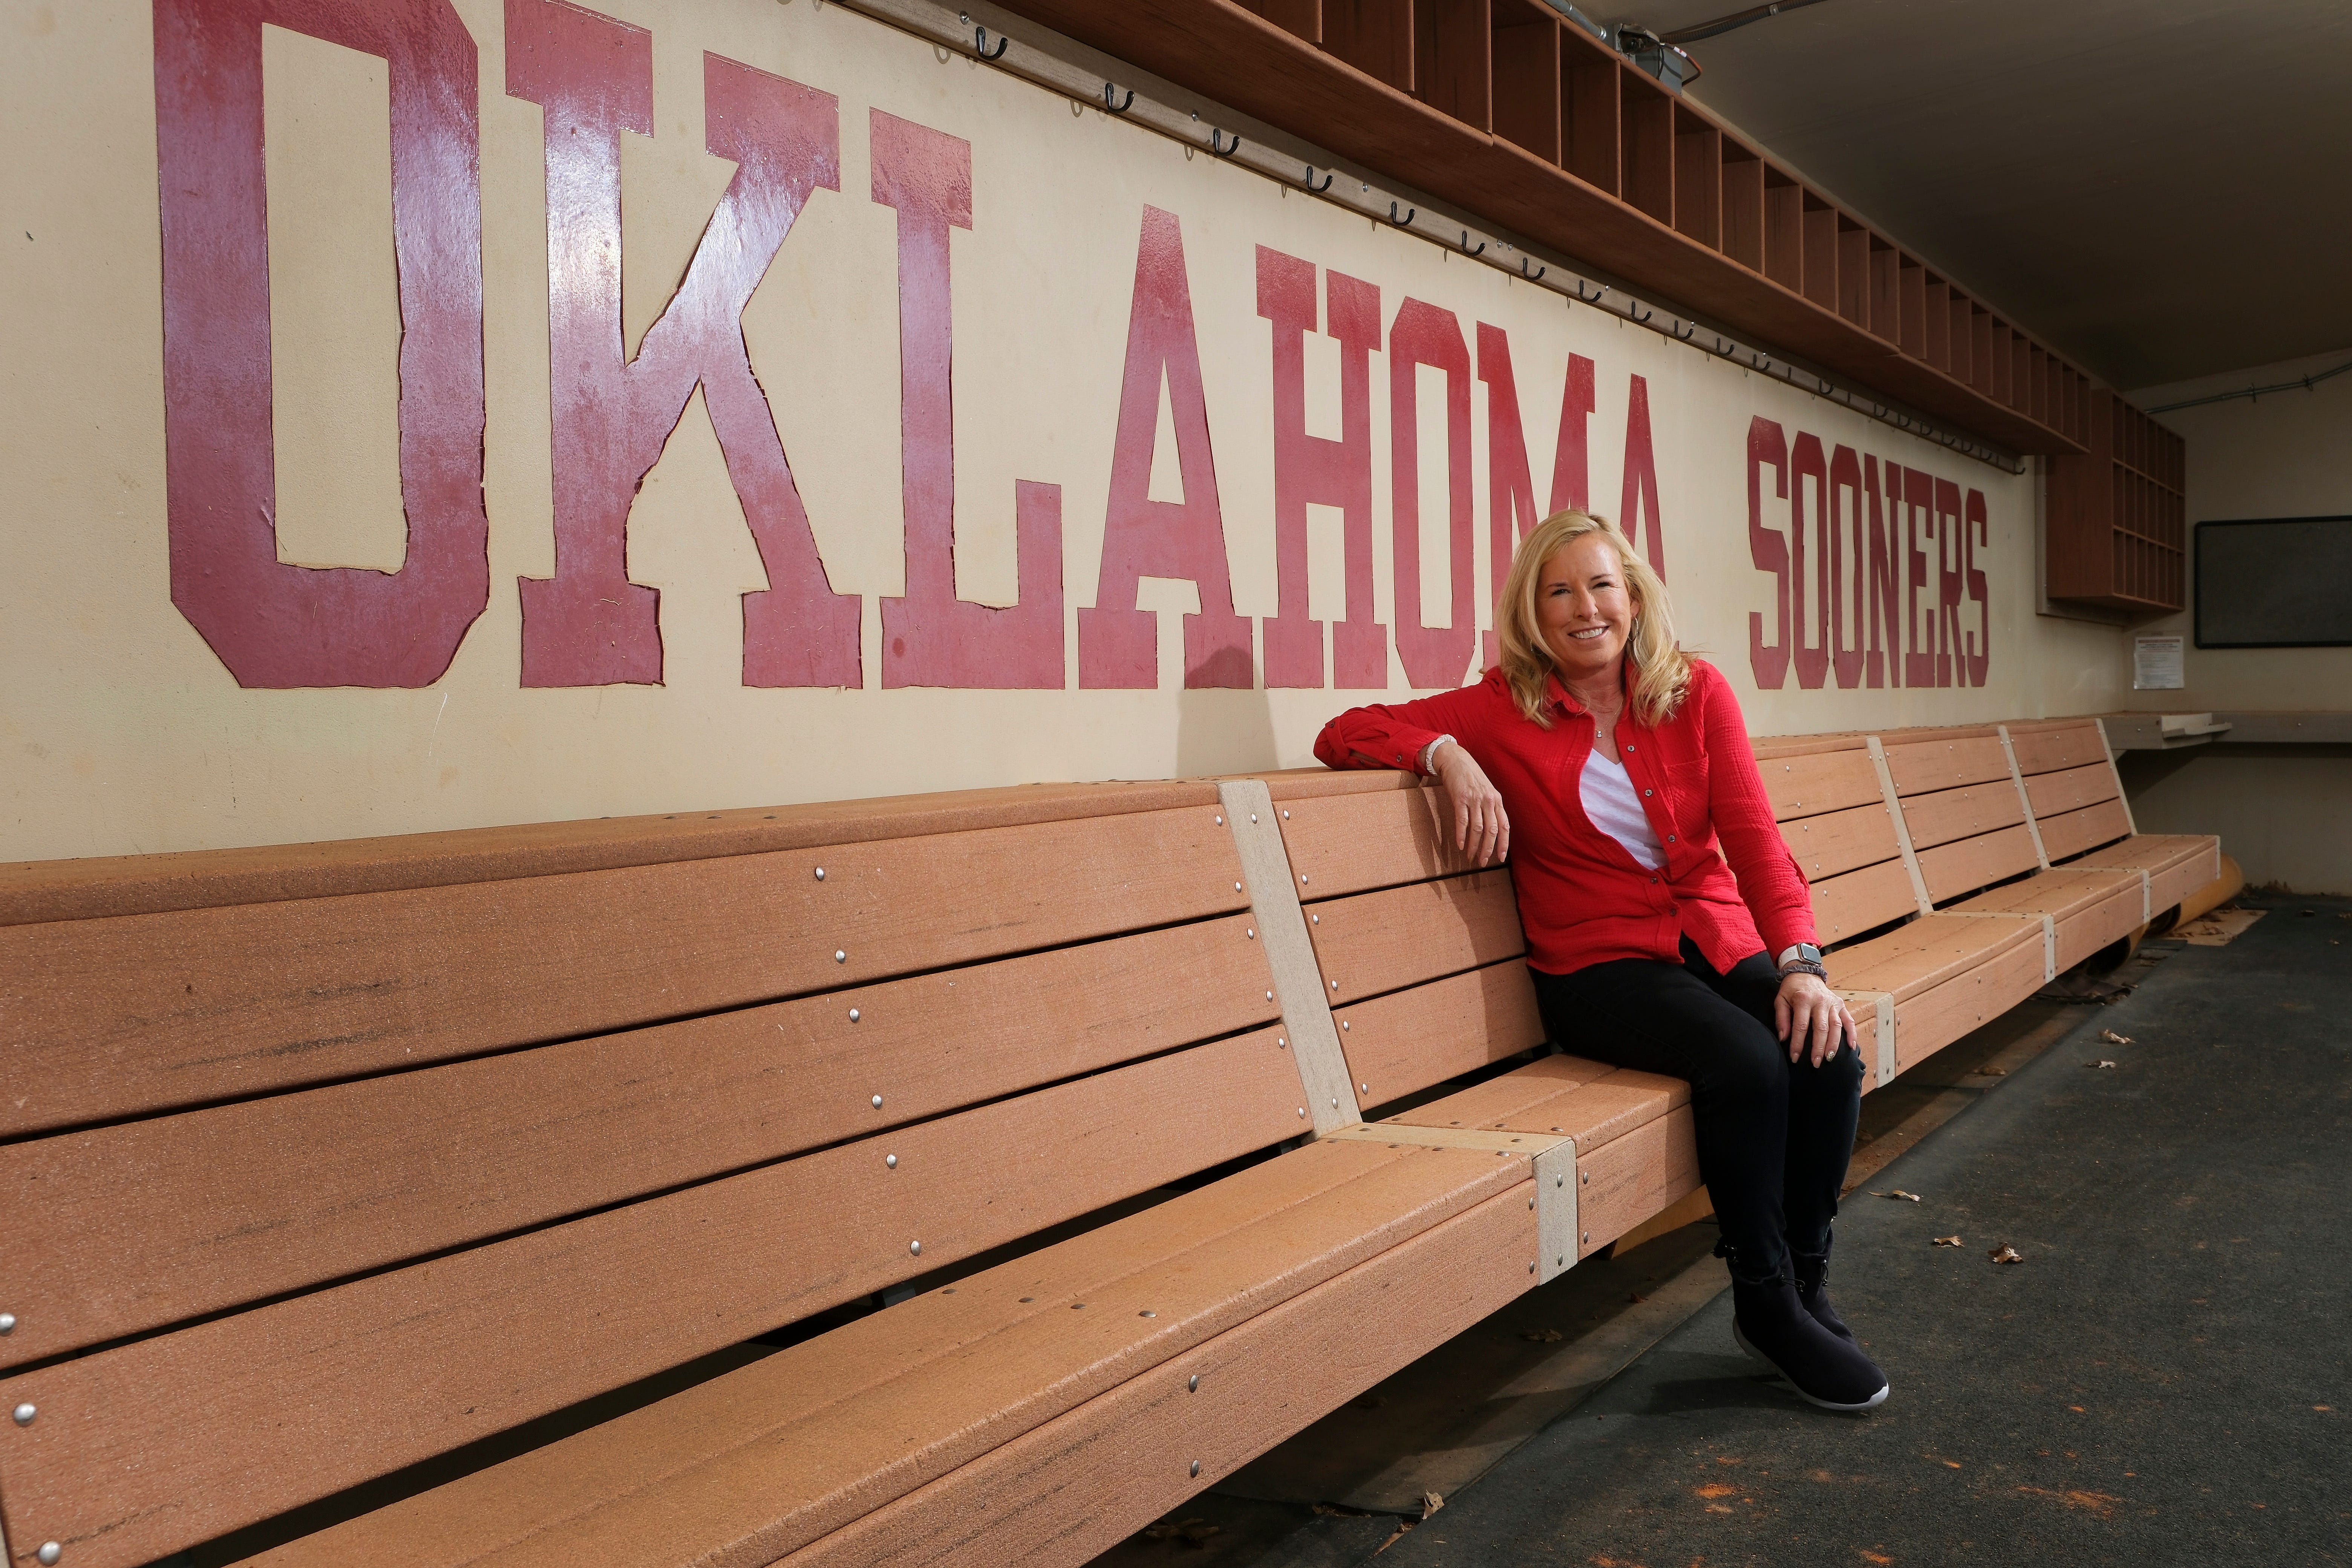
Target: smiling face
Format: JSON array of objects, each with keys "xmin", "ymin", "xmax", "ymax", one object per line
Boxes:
[{"xmin": 1535, "ymin": 533, "xmax": 1639, "ymax": 686}]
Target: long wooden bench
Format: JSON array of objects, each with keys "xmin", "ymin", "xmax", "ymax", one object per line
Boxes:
[
  {"xmin": 0, "ymin": 783, "xmax": 1557, "ymax": 1568},
  {"xmin": 0, "ymin": 718, "xmax": 2214, "ymax": 1567}
]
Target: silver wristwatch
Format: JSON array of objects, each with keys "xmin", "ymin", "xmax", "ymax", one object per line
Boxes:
[{"xmin": 1776, "ymin": 942, "xmax": 1826, "ymax": 979}]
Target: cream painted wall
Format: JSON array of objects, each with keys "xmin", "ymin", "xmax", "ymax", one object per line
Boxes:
[
  {"xmin": 0, "ymin": 0, "xmax": 2127, "ymax": 863},
  {"xmin": 2112, "ymin": 346, "xmax": 2352, "ymax": 892}
]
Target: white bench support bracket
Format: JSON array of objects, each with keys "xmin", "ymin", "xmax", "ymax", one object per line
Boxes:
[
  {"xmin": 1839, "ymin": 989, "xmax": 1899, "ymax": 1088},
  {"xmin": 1996, "ymin": 726, "xmax": 2052, "ymax": 870},
  {"xmin": 1219, "ymin": 780, "xmax": 1362, "ymax": 1136},
  {"xmin": 1865, "ymin": 737, "xmax": 1936, "ymax": 918}
]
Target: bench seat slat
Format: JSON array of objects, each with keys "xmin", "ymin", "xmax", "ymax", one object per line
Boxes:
[
  {"xmin": 1890, "ymin": 936, "xmax": 2053, "ymax": 1072},
  {"xmin": 0, "ymin": 807, "xmax": 1246, "ymax": 1137},
  {"xmin": 772, "ymin": 1181, "xmax": 1538, "ymax": 1568},
  {"xmin": 1951, "ymin": 867, "xmax": 2146, "ymax": 972},
  {"xmin": 1304, "ymin": 871, "xmax": 1525, "ymax": 1004},
  {"xmin": 239, "ymin": 1139, "xmax": 1525, "ymax": 1568},
  {"xmin": 1778, "ymin": 799, "xmax": 1903, "ymax": 882},
  {"xmin": 2072, "ymin": 833, "xmax": 2222, "ymax": 917},
  {"xmin": 1831, "ymin": 912, "xmax": 2040, "ymax": 1001},
  {"xmin": 1331, "ymin": 959, "xmax": 1546, "ymax": 1110},
  {"xmin": 1, "ymin": 916, "xmax": 1279, "ymax": 1369},
  {"xmin": 1372, "ymin": 1055, "xmax": 1620, "ymax": 1135},
  {"xmin": 0, "ymin": 1031, "xmax": 1302, "ymax": 1568}
]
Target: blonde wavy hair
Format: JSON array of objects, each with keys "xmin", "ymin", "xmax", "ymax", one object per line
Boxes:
[{"xmin": 1496, "ymin": 510, "xmax": 1692, "ymax": 728}]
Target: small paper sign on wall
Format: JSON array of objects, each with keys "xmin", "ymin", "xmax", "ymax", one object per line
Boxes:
[{"xmin": 2133, "ymin": 634, "xmax": 2185, "ymax": 690}]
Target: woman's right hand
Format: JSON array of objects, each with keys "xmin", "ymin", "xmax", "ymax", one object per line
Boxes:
[{"xmin": 1432, "ymin": 741, "xmax": 1511, "ymax": 866}]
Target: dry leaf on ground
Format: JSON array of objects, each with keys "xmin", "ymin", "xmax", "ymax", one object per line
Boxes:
[
  {"xmin": 1989, "ymin": 1245, "xmax": 2025, "ymax": 1265},
  {"xmin": 1932, "ymin": 1235, "xmax": 1964, "ymax": 1247},
  {"xmin": 1872, "ymin": 1190, "xmax": 1924, "ymax": 1202},
  {"xmin": 1522, "ymin": 1327, "xmax": 1564, "ymax": 1343},
  {"xmin": 2087, "ymin": 1058, "xmax": 2118, "ymax": 1069},
  {"xmin": 1420, "ymin": 1490, "xmax": 1446, "ymax": 1520},
  {"xmin": 2100, "ymin": 1029, "xmax": 2133, "ymax": 1045}
]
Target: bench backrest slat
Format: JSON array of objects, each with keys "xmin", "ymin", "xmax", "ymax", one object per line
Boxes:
[
  {"xmin": 1877, "ymin": 731, "xmax": 2011, "ymax": 795},
  {"xmin": 0, "ymin": 1027, "xmax": 1302, "ymax": 1568},
  {"xmin": 2002, "ymin": 721, "xmax": 2131, "ymax": 863},
  {"xmin": 1303, "ymin": 873, "xmax": 1526, "ymax": 1006},
  {"xmin": 1753, "ymin": 744, "xmax": 1882, "ymax": 821},
  {"xmin": 0, "ymin": 914, "xmax": 1277, "ymax": 1369},
  {"xmin": 2004, "ymin": 721, "xmax": 2110, "ymax": 777},
  {"xmin": 1808, "ymin": 858, "xmax": 1922, "ymax": 944},
  {"xmin": 1779, "ymin": 798, "xmax": 1905, "ymax": 882},
  {"xmin": 0, "ymin": 782, "xmax": 1219, "ymax": 928},
  {"xmin": 1262, "ymin": 774, "xmax": 1484, "ymax": 899},
  {"xmin": 1, "ymin": 807, "xmax": 1246, "ymax": 1136},
  {"xmin": 2038, "ymin": 797, "xmax": 2135, "ymax": 861},
  {"xmin": 1329, "ymin": 959, "xmax": 1545, "ymax": 1107},
  {"xmin": 2024, "ymin": 759, "xmax": 2121, "ymax": 818},
  {"xmin": 1915, "ymin": 824, "xmax": 2043, "ymax": 905}
]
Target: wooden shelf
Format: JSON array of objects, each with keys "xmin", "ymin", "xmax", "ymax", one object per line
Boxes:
[
  {"xmin": 2048, "ymin": 390, "xmax": 2187, "ymax": 612},
  {"xmin": 1013, "ymin": 0, "xmax": 2093, "ymax": 455}
]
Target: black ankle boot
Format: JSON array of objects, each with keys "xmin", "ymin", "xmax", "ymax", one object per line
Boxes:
[
  {"xmin": 1730, "ymin": 1276, "xmax": 1888, "ymax": 1412},
  {"xmin": 1791, "ymin": 1250, "xmax": 1852, "ymax": 1341}
]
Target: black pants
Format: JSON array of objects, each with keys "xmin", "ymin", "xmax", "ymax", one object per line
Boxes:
[{"xmin": 1529, "ymin": 937, "xmax": 1862, "ymax": 1285}]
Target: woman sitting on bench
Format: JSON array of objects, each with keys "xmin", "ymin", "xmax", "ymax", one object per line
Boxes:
[{"xmin": 1315, "ymin": 509, "xmax": 1888, "ymax": 1413}]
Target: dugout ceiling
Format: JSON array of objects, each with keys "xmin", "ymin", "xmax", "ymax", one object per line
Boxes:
[{"xmin": 1608, "ymin": 0, "xmax": 2352, "ymax": 390}]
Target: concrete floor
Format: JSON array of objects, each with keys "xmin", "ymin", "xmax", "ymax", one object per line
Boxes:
[{"xmin": 1102, "ymin": 894, "xmax": 2352, "ymax": 1566}]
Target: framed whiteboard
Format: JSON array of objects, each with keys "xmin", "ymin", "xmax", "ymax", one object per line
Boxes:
[{"xmin": 2194, "ymin": 516, "xmax": 2352, "ymax": 648}]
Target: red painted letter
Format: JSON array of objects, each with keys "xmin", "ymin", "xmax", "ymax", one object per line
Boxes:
[
  {"xmin": 1257, "ymin": 248, "xmax": 1382, "ymax": 688},
  {"xmin": 153, "ymin": 0, "xmax": 487, "ymax": 687},
  {"xmin": 1619, "ymin": 374, "xmax": 1667, "ymax": 576},
  {"xmin": 1964, "ymin": 488, "xmax": 1991, "ymax": 687},
  {"xmin": 1828, "ymin": 445, "xmax": 1866, "ymax": 689},
  {"xmin": 1867, "ymin": 457, "xmax": 1899, "ymax": 688},
  {"xmin": 871, "ymin": 110, "xmax": 1061, "ymax": 688},
  {"xmin": 1903, "ymin": 466, "xmax": 1937, "ymax": 689},
  {"xmin": 508, "ymin": 0, "xmax": 855, "ymax": 688},
  {"xmin": 1790, "ymin": 433, "xmax": 1830, "ymax": 690},
  {"xmin": 1935, "ymin": 477, "xmax": 1965, "ymax": 688},
  {"xmin": 1390, "ymin": 300, "xmax": 1477, "ymax": 689},
  {"xmin": 1748, "ymin": 418, "xmax": 1790, "ymax": 689},
  {"xmin": 1079, "ymin": 207, "xmax": 1251, "ymax": 688}
]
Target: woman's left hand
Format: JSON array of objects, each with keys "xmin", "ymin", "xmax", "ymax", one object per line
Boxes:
[{"xmin": 1774, "ymin": 971, "xmax": 1857, "ymax": 1068}]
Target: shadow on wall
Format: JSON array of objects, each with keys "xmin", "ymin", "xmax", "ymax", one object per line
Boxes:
[
  {"xmin": 1175, "ymin": 687, "xmax": 1280, "ymax": 779},
  {"xmin": 2119, "ymin": 742, "xmax": 2352, "ymax": 895}
]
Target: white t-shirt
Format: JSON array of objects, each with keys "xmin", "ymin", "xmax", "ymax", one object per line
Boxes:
[{"xmin": 1580, "ymin": 751, "xmax": 1665, "ymax": 870}]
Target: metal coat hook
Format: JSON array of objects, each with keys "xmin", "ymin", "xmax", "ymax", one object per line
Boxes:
[
  {"xmin": 1625, "ymin": 300, "xmax": 1653, "ymax": 325},
  {"xmin": 1520, "ymin": 256, "xmax": 1546, "ymax": 281},
  {"xmin": 1752, "ymin": 352, "xmax": 1772, "ymax": 371},
  {"xmin": 1459, "ymin": 230, "xmax": 1486, "ymax": 256},
  {"xmin": 1208, "ymin": 129, "xmax": 1241, "ymax": 157},
  {"xmin": 1102, "ymin": 83, "xmax": 1134, "ymax": 113},
  {"xmin": 1574, "ymin": 280, "xmax": 1608, "ymax": 303},
  {"xmin": 1305, "ymin": 165, "xmax": 1334, "ymax": 193},
  {"xmin": 1674, "ymin": 319, "xmax": 1695, "ymax": 341},
  {"xmin": 972, "ymin": 24, "xmax": 1008, "ymax": 58},
  {"xmin": 1714, "ymin": 336, "xmax": 1735, "ymax": 356},
  {"xmin": 1388, "ymin": 201, "xmax": 1416, "ymax": 227}
]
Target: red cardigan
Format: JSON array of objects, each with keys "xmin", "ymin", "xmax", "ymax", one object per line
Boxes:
[{"xmin": 1313, "ymin": 658, "xmax": 1814, "ymax": 976}]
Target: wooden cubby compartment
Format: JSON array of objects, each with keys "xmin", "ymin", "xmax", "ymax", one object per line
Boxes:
[
  {"xmin": 1672, "ymin": 105, "xmax": 1720, "ymax": 248},
  {"xmin": 1719, "ymin": 138, "xmax": 1762, "ymax": 270},
  {"xmin": 1620, "ymin": 71, "xmax": 1674, "ymax": 224},
  {"xmin": 1835, "ymin": 217, "xmax": 1868, "ymax": 328},
  {"xmin": 1490, "ymin": 0, "xmax": 1560, "ymax": 163},
  {"xmin": 1413, "ymin": 0, "xmax": 1489, "ymax": 127},
  {"xmin": 2047, "ymin": 389, "xmax": 2187, "ymax": 613},
  {"xmin": 1559, "ymin": 21, "xmax": 1620, "ymax": 196},
  {"xmin": 1762, "ymin": 164, "xmax": 1802, "ymax": 290},
  {"xmin": 1801, "ymin": 193, "xmax": 1838, "ymax": 310},
  {"xmin": 1323, "ymin": 0, "xmax": 1412, "ymax": 91}
]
